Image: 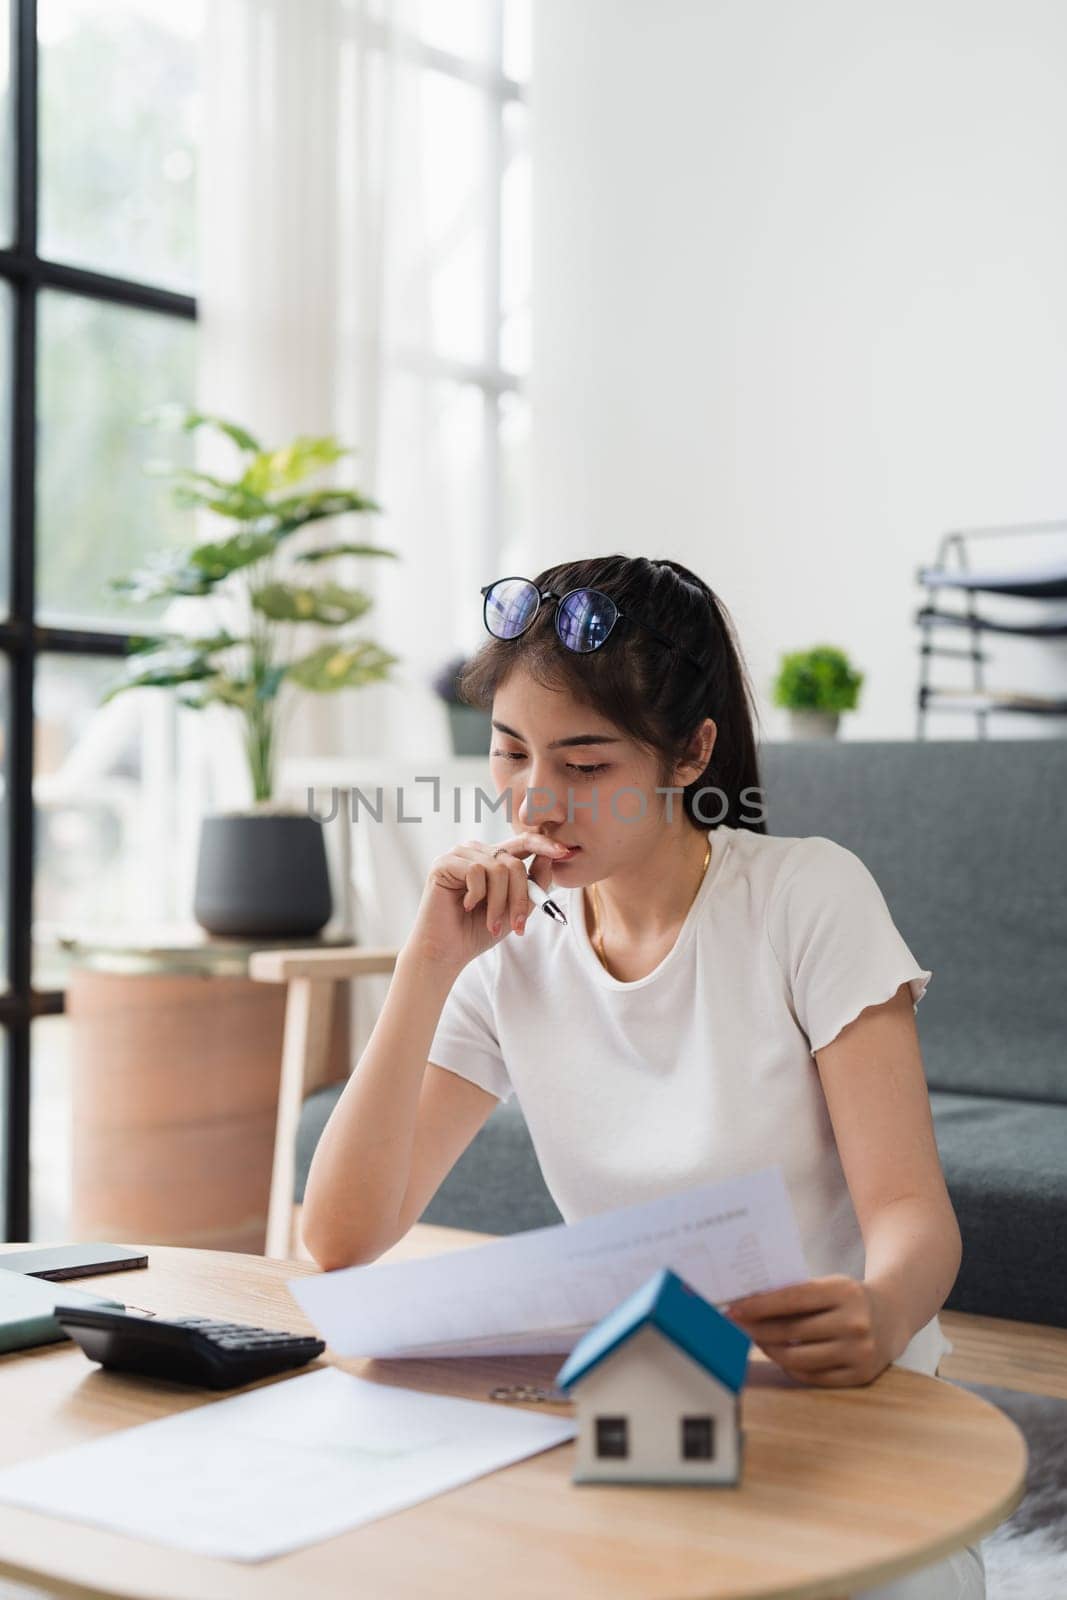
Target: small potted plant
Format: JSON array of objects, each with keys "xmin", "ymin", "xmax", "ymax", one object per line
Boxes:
[
  {"xmin": 432, "ymin": 654, "xmax": 492, "ymax": 755},
  {"xmin": 105, "ymin": 409, "xmax": 401, "ymax": 937},
  {"xmin": 772, "ymin": 645, "xmax": 864, "ymax": 740}
]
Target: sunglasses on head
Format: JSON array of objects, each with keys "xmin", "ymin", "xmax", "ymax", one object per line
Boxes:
[{"xmin": 481, "ymin": 576, "xmax": 705, "ymax": 672}]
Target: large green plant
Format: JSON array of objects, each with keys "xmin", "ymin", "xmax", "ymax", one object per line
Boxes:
[
  {"xmin": 105, "ymin": 410, "xmax": 400, "ymax": 802},
  {"xmin": 772, "ymin": 644, "xmax": 863, "ymax": 713}
]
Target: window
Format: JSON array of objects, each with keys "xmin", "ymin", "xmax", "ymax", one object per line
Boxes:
[
  {"xmin": 682, "ymin": 1415, "xmax": 716, "ymax": 1460},
  {"xmin": 1, "ymin": 0, "xmax": 529, "ymax": 1239},
  {"xmin": 353, "ymin": 0, "xmax": 532, "ymax": 664},
  {"xmin": 595, "ymin": 1415, "xmax": 629, "ymax": 1459},
  {"xmin": 0, "ymin": 0, "xmax": 201, "ymax": 1238}
]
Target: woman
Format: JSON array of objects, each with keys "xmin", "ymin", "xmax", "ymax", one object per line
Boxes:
[{"xmin": 302, "ymin": 555, "xmax": 985, "ymax": 1600}]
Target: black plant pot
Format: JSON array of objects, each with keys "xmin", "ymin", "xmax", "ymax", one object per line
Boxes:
[
  {"xmin": 193, "ymin": 812, "xmax": 333, "ymax": 938},
  {"xmin": 447, "ymin": 703, "xmax": 492, "ymax": 755}
]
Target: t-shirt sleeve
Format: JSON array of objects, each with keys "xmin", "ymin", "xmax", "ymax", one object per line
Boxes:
[
  {"xmin": 766, "ymin": 836, "xmax": 933, "ymax": 1057},
  {"xmin": 427, "ymin": 951, "xmax": 514, "ymax": 1103}
]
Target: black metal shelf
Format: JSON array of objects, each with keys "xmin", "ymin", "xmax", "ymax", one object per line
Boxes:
[
  {"xmin": 919, "ymin": 687, "xmax": 1067, "ymax": 716},
  {"xmin": 916, "ymin": 563, "xmax": 1067, "ymax": 600},
  {"xmin": 915, "ymin": 521, "xmax": 1067, "ymax": 739},
  {"xmin": 916, "ymin": 606, "xmax": 1067, "ymax": 640}
]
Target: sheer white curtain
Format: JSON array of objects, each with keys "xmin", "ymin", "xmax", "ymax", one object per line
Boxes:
[
  {"xmin": 188, "ymin": 0, "xmax": 530, "ymax": 1033},
  {"xmin": 195, "ymin": 0, "xmax": 511, "ymax": 775}
]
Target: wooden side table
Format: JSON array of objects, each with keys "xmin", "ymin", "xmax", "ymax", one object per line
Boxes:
[{"xmin": 61, "ymin": 929, "xmax": 352, "ymax": 1254}]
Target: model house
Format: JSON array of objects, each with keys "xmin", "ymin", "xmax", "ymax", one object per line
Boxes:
[{"xmin": 555, "ymin": 1268, "xmax": 752, "ymax": 1486}]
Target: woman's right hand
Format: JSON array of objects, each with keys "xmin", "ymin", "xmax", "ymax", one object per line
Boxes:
[{"xmin": 404, "ymin": 833, "xmax": 573, "ymax": 972}]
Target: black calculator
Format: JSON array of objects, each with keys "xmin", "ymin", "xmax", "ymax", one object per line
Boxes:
[{"xmin": 54, "ymin": 1304, "xmax": 326, "ymax": 1390}]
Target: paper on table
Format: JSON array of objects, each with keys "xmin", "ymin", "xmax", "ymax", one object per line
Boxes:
[
  {"xmin": 0, "ymin": 1367, "xmax": 577, "ymax": 1563},
  {"xmin": 289, "ymin": 1165, "xmax": 810, "ymax": 1359}
]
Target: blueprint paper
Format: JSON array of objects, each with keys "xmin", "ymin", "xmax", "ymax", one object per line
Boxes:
[
  {"xmin": 289, "ymin": 1165, "xmax": 810, "ymax": 1358},
  {"xmin": 0, "ymin": 1367, "xmax": 577, "ymax": 1562}
]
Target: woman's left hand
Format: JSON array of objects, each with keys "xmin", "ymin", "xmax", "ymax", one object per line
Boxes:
[{"xmin": 722, "ymin": 1275, "xmax": 897, "ymax": 1387}]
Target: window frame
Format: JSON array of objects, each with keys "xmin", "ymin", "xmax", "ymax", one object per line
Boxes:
[{"xmin": 0, "ymin": 0, "xmax": 197, "ymax": 1238}]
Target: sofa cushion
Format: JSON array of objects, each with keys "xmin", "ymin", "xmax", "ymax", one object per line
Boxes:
[
  {"xmin": 760, "ymin": 739, "xmax": 1066, "ymax": 1105},
  {"xmin": 294, "ymin": 1084, "xmax": 339, "ymax": 1207},
  {"xmin": 294, "ymin": 1082, "xmax": 563, "ymax": 1234},
  {"xmin": 930, "ymin": 1089, "xmax": 1067, "ymax": 1327}
]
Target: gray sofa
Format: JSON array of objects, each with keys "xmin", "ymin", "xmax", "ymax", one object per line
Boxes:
[{"xmin": 296, "ymin": 739, "xmax": 1066, "ymax": 1328}]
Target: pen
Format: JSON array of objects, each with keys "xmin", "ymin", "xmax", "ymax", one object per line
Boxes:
[{"xmin": 525, "ymin": 874, "xmax": 568, "ymax": 925}]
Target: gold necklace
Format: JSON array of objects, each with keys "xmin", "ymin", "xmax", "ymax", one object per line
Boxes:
[{"xmin": 589, "ymin": 836, "xmax": 712, "ymax": 974}]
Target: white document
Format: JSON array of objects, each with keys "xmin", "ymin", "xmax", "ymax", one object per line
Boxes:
[
  {"xmin": 289, "ymin": 1165, "xmax": 810, "ymax": 1359},
  {"xmin": 0, "ymin": 1367, "xmax": 576, "ymax": 1563}
]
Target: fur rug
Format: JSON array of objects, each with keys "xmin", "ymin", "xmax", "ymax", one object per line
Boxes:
[{"xmin": 948, "ymin": 1380, "xmax": 1067, "ymax": 1599}]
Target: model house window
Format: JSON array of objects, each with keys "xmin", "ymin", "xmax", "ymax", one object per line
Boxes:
[
  {"xmin": 682, "ymin": 1416, "xmax": 716, "ymax": 1459},
  {"xmin": 595, "ymin": 1416, "xmax": 629, "ymax": 1458}
]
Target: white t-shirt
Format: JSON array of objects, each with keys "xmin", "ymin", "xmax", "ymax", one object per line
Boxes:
[{"xmin": 427, "ymin": 822, "xmax": 951, "ymax": 1378}]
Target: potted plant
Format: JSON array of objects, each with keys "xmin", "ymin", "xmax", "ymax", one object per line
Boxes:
[
  {"xmin": 105, "ymin": 409, "xmax": 401, "ymax": 937},
  {"xmin": 432, "ymin": 653, "xmax": 493, "ymax": 755},
  {"xmin": 772, "ymin": 645, "xmax": 864, "ymax": 740}
]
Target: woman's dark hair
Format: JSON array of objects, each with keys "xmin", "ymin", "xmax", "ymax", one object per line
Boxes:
[{"xmin": 459, "ymin": 555, "xmax": 766, "ymax": 834}]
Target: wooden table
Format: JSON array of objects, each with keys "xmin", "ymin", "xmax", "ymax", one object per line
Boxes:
[{"xmin": 0, "ymin": 1229, "xmax": 1026, "ymax": 1600}]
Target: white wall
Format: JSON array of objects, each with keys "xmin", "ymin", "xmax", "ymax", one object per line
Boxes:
[{"xmin": 529, "ymin": 0, "xmax": 1067, "ymax": 739}]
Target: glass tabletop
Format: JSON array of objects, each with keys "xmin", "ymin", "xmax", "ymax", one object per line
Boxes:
[{"xmin": 48, "ymin": 923, "xmax": 356, "ymax": 978}]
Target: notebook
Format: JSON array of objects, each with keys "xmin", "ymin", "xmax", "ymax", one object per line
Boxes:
[{"xmin": 0, "ymin": 1271, "xmax": 125, "ymax": 1354}]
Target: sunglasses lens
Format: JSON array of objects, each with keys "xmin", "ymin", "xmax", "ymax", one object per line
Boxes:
[
  {"xmin": 557, "ymin": 589, "xmax": 618, "ymax": 653},
  {"xmin": 485, "ymin": 578, "xmax": 541, "ymax": 639}
]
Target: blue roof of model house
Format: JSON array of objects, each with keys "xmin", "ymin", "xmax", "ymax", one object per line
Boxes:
[{"xmin": 555, "ymin": 1267, "xmax": 752, "ymax": 1395}]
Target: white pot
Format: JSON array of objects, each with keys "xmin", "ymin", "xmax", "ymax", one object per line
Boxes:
[{"xmin": 787, "ymin": 710, "xmax": 841, "ymax": 741}]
